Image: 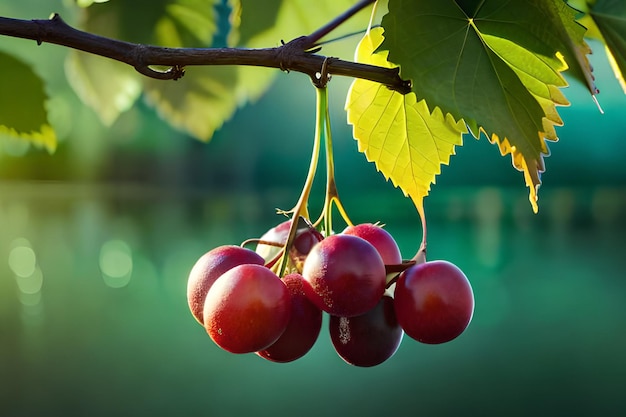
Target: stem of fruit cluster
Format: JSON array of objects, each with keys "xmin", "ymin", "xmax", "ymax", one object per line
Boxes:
[
  {"xmin": 412, "ymin": 199, "xmax": 428, "ymax": 264},
  {"xmin": 276, "ymin": 87, "xmax": 325, "ymax": 277},
  {"xmin": 314, "ymin": 87, "xmax": 353, "ymax": 236}
]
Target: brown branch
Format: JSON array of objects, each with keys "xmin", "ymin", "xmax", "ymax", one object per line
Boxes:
[{"xmin": 0, "ymin": 14, "xmax": 411, "ymax": 94}]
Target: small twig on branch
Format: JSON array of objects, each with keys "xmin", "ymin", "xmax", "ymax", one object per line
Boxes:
[
  {"xmin": 303, "ymin": 0, "xmax": 377, "ymax": 49},
  {"xmin": 0, "ymin": 13, "xmax": 411, "ymax": 94}
]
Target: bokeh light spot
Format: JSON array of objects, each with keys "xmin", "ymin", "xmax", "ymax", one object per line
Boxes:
[
  {"xmin": 8, "ymin": 239, "xmax": 37, "ymax": 278},
  {"xmin": 99, "ymin": 240, "xmax": 133, "ymax": 288},
  {"xmin": 16, "ymin": 266, "xmax": 44, "ymax": 295}
]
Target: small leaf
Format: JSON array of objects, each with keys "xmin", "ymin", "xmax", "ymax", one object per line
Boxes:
[
  {"xmin": 0, "ymin": 52, "xmax": 56, "ymax": 152},
  {"xmin": 590, "ymin": 0, "xmax": 626, "ymax": 93},
  {"xmin": 346, "ymin": 28, "xmax": 466, "ymax": 211},
  {"xmin": 381, "ymin": 0, "xmax": 583, "ymax": 212}
]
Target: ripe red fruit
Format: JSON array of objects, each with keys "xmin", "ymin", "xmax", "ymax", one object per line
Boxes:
[
  {"xmin": 203, "ymin": 264, "xmax": 291, "ymax": 354},
  {"xmin": 187, "ymin": 245, "xmax": 265, "ymax": 325},
  {"xmin": 257, "ymin": 273, "xmax": 323, "ymax": 363},
  {"xmin": 329, "ymin": 295, "xmax": 403, "ymax": 367},
  {"xmin": 256, "ymin": 218, "xmax": 323, "ymax": 271},
  {"xmin": 342, "ymin": 223, "xmax": 402, "ymax": 265},
  {"xmin": 394, "ymin": 260, "xmax": 474, "ymax": 344},
  {"xmin": 302, "ymin": 234, "xmax": 386, "ymax": 317}
]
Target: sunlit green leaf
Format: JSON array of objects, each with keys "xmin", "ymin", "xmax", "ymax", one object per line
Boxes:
[
  {"xmin": 590, "ymin": 0, "xmax": 626, "ymax": 92},
  {"xmin": 0, "ymin": 52, "xmax": 56, "ymax": 152},
  {"xmin": 346, "ymin": 28, "xmax": 466, "ymax": 211},
  {"xmin": 380, "ymin": 0, "xmax": 585, "ymax": 212}
]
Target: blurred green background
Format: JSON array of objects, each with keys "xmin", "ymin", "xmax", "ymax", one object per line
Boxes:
[{"xmin": 2, "ymin": 1, "xmax": 626, "ymax": 416}]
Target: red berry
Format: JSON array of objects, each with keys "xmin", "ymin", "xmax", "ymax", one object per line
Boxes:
[
  {"xmin": 256, "ymin": 218, "xmax": 323, "ymax": 272},
  {"xmin": 187, "ymin": 245, "xmax": 264, "ymax": 325},
  {"xmin": 257, "ymin": 273, "xmax": 323, "ymax": 362},
  {"xmin": 302, "ymin": 234, "xmax": 386, "ymax": 317},
  {"xmin": 394, "ymin": 260, "xmax": 474, "ymax": 344},
  {"xmin": 203, "ymin": 264, "xmax": 291, "ymax": 354},
  {"xmin": 329, "ymin": 295, "xmax": 403, "ymax": 367},
  {"xmin": 342, "ymin": 223, "xmax": 402, "ymax": 265}
]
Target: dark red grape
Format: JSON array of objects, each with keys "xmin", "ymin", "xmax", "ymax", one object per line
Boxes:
[
  {"xmin": 302, "ymin": 234, "xmax": 386, "ymax": 317},
  {"xmin": 187, "ymin": 245, "xmax": 265, "ymax": 325},
  {"xmin": 394, "ymin": 260, "xmax": 474, "ymax": 344},
  {"xmin": 329, "ymin": 295, "xmax": 403, "ymax": 367},
  {"xmin": 256, "ymin": 218, "xmax": 323, "ymax": 272},
  {"xmin": 203, "ymin": 264, "xmax": 291, "ymax": 354},
  {"xmin": 342, "ymin": 223, "xmax": 402, "ymax": 265},
  {"xmin": 257, "ymin": 273, "xmax": 323, "ymax": 362}
]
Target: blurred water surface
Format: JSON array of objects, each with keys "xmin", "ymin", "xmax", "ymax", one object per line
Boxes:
[{"xmin": 1, "ymin": 183, "xmax": 625, "ymax": 417}]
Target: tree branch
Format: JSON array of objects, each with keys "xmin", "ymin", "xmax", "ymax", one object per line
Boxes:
[{"xmin": 0, "ymin": 13, "xmax": 411, "ymax": 94}]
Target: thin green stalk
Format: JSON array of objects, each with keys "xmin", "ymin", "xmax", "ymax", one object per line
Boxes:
[
  {"xmin": 276, "ymin": 87, "xmax": 326, "ymax": 277},
  {"xmin": 314, "ymin": 87, "xmax": 352, "ymax": 236}
]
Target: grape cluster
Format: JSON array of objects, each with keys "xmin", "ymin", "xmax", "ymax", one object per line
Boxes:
[{"xmin": 187, "ymin": 220, "xmax": 474, "ymax": 367}]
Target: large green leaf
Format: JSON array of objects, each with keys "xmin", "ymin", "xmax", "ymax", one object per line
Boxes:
[
  {"xmin": 346, "ymin": 28, "xmax": 466, "ymax": 211},
  {"xmin": 0, "ymin": 52, "xmax": 56, "ymax": 152},
  {"xmin": 590, "ymin": 0, "xmax": 626, "ymax": 93},
  {"xmin": 380, "ymin": 0, "xmax": 586, "ymax": 212}
]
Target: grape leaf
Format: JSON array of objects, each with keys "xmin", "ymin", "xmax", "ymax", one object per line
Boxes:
[
  {"xmin": 235, "ymin": 0, "xmax": 282, "ymax": 46},
  {"xmin": 68, "ymin": 0, "xmax": 219, "ymax": 130},
  {"xmin": 143, "ymin": 0, "xmax": 234, "ymax": 140},
  {"xmin": 65, "ymin": 53, "xmax": 142, "ymax": 126},
  {"xmin": 144, "ymin": 66, "xmax": 239, "ymax": 140},
  {"xmin": 0, "ymin": 52, "xmax": 56, "ymax": 152},
  {"xmin": 546, "ymin": 0, "xmax": 597, "ymax": 96},
  {"xmin": 380, "ymin": 0, "xmax": 590, "ymax": 212},
  {"xmin": 147, "ymin": 0, "xmax": 364, "ymax": 140},
  {"xmin": 346, "ymin": 28, "xmax": 467, "ymax": 211},
  {"xmin": 589, "ymin": 0, "xmax": 626, "ymax": 93}
]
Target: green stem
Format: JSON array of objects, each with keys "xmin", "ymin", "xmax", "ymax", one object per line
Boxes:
[
  {"xmin": 314, "ymin": 87, "xmax": 353, "ymax": 236},
  {"xmin": 276, "ymin": 87, "xmax": 326, "ymax": 277}
]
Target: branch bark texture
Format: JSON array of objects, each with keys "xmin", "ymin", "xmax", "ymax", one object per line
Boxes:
[{"xmin": 0, "ymin": 14, "xmax": 411, "ymax": 93}]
